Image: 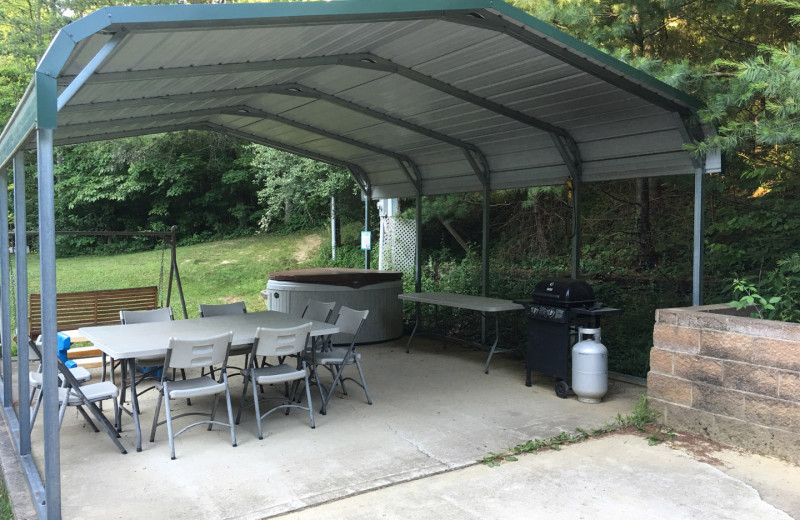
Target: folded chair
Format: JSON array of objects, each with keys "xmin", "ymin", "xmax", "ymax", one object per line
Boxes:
[
  {"xmin": 236, "ymin": 322, "xmax": 314, "ymax": 439},
  {"xmin": 310, "ymin": 306, "xmax": 370, "ymax": 415},
  {"xmin": 28, "ymin": 340, "xmax": 126, "ymax": 454},
  {"xmin": 149, "ymin": 331, "xmax": 236, "ymax": 460},
  {"xmin": 199, "ymin": 301, "xmax": 247, "ymax": 378},
  {"xmin": 29, "ymin": 338, "xmax": 92, "ymax": 429},
  {"xmin": 298, "ymin": 300, "xmax": 335, "ymax": 400}
]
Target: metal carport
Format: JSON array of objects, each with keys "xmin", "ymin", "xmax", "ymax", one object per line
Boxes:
[{"xmin": 0, "ymin": 1, "xmax": 719, "ymax": 517}]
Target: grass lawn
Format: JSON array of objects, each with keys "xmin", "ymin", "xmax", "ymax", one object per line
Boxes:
[{"xmin": 17, "ymin": 231, "xmax": 324, "ymax": 321}]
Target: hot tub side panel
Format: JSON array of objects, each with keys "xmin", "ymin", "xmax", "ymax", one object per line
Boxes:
[{"xmin": 264, "ymin": 280, "xmax": 402, "ymax": 343}]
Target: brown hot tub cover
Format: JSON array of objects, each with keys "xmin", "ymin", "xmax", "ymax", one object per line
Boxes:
[{"xmin": 268, "ymin": 268, "xmax": 402, "ymax": 289}]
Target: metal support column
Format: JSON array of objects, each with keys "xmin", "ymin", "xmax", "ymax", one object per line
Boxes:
[
  {"xmin": 481, "ymin": 184, "xmax": 490, "ymax": 344},
  {"xmin": 415, "ymin": 194, "xmax": 422, "ymax": 324},
  {"xmin": 12, "ymin": 151, "xmax": 31, "ymax": 455},
  {"xmin": 331, "ymin": 196, "xmax": 336, "ymax": 261},
  {"xmin": 570, "ymin": 175, "xmax": 581, "ymax": 279},
  {"xmin": 692, "ymin": 167, "xmax": 706, "ymax": 306},
  {"xmin": 37, "ymin": 128, "xmax": 61, "ymax": 519},
  {"xmin": 364, "ymin": 191, "xmax": 370, "ymax": 269},
  {"xmin": 0, "ymin": 166, "xmax": 11, "ymax": 406}
]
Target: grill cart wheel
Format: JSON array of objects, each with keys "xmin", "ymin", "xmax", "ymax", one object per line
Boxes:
[{"xmin": 555, "ymin": 380, "xmax": 570, "ymax": 399}]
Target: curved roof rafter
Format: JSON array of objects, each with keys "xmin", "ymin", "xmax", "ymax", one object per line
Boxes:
[{"xmin": 201, "ymin": 121, "xmax": 372, "ymax": 194}]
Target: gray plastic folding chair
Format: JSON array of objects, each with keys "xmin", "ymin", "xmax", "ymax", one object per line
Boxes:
[
  {"xmin": 301, "ymin": 300, "xmax": 335, "ymax": 323},
  {"xmin": 149, "ymin": 331, "xmax": 236, "ymax": 460},
  {"xmin": 311, "ymin": 306, "xmax": 370, "ymax": 415},
  {"xmin": 236, "ymin": 322, "xmax": 314, "ymax": 439},
  {"xmin": 29, "ymin": 338, "xmax": 92, "ymax": 429},
  {"xmin": 28, "ymin": 340, "xmax": 126, "ymax": 454},
  {"xmin": 118, "ymin": 307, "xmax": 175, "ymax": 391},
  {"xmin": 299, "ymin": 300, "xmax": 335, "ymax": 397},
  {"xmin": 199, "ymin": 301, "xmax": 247, "ymax": 378}
]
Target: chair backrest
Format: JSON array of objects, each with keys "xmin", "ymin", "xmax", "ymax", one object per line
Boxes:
[
  {"xmin": 165, "ymin": 331, "xmax": 233, "ymax": 370},
  {"xmin": 120, "ymin": 307, "xmax": 174, "ymax": 324},
  {"xmin": 29, "ymin": 339, "xmax": 79, "ymax": 391},
  {"xmin": 199, "ymin": 301, "xmax": 246, "ymax": 317},
  {"xmin": 334, "ymin": 306, "xmax": 369, "ymax": 338},
  {"xmin": 253, "ymin": 323, "xmax": 312, "ymax": 358},
  {"xmin": 301, "ymin": 300, "xmax": 335, "ymax": 323}
]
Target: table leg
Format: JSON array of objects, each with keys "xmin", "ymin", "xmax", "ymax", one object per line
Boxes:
[
  {"xmin": 483, "ymin": 314, "xmax": 501, "ymax": 374},
  {"xmin": 405, "ymin": 320, "xmax": 419, "ymax": 353},
  {"xmin": 129, "ymin": 359, "xmax": 142, "ymax": 452}
]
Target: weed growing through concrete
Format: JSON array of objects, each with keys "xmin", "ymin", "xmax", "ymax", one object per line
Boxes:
[{"xmin": 479, "ymin": 396, "xmax": 675, "ymax": 466}]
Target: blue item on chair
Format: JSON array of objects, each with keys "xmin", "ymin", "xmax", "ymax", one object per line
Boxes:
[{"xmin": 57, "ymin": 332, "xmax": 77, "ymax": 369}]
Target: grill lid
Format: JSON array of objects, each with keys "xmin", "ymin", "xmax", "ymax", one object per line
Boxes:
[{"xmin": 532, "ymin": 279, "xmax": 595, "ymax": 308}]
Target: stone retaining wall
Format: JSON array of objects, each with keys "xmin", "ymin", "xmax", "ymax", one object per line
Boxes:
[{"xmin": 647, "ymin": 303, "xmax": 800, "ymax": 464}]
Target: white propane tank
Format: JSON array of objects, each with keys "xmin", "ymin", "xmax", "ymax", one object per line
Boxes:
[{"xmin": 571, "ymin": 327, "xmax": 608, "ymax": 403}]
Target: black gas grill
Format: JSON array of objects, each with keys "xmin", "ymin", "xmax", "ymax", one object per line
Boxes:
[{"xmin": 515, "ymin": 279, "xmax": 618, "ymax": 398}]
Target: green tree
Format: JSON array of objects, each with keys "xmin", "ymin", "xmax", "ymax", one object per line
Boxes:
[{"xmin": 251, "ymin": 145, "xmax": 360, "ymax": 233}]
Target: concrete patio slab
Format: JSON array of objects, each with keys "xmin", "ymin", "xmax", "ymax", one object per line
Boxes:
[
  {"xmin": 280, "ymin": 432, "xmax": 799, "ymax": 520},
  {"xmin": 6, "ymin": 336, "xmax": 796, "ymax": 519},
  {"xmin": 23, "ymin": 337, "xmax": 641, "ymax": 519}
]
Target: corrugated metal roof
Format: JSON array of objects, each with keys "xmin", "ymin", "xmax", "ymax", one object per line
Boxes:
[{"xmin": 0, "ymin": 0, "xmax": 712, "ymax": 199}]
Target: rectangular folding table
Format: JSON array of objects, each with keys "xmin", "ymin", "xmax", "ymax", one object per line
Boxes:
[
  {"xmin": 80, "ymin": 311, "xmax": 338, "ymax": 451},
  {"xmin": 399, "ymin": 292, "xmax": 523, "ymax": 374}
]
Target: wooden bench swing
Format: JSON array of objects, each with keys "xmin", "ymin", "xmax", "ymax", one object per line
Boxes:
[{"xmin": 27, "ymin": 226, "xmax": 188, "ymax": 369}]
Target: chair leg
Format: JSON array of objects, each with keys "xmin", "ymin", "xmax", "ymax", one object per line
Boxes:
[
  {"xmin": 75, "ymin": 406, "xmax": 100, "ymax": 432},
  {"xmin": 355, "ymin": 357, "xmax": 372, "ymax": 405},
  {"xmin": 304, "ymin": 369, "xmax": 315, "ymax": 429},
  {"xmin": 30, "ymin": 389, "xmax": 43, "ymax": 429},
  {"xmin": 164, "ymin": 393, "xmax": 176, "ymax": 460},
  {"xmin": 150, "ymin": 391, "xmax": 164, "ymax": 443},
  {"xmin": 224, "ymin": 376, "xmax": 237, "ymax": 448},
  {"xmin": 208, "ymin": 394, "xmax": 220, "ymax": 431},
  {"xmin": 235, "ymin": 372, "xmax": 250, "ymax": 425},
  {"xmin": 252, "ymin": 376, "xmax": 263, "ymax": 440}
]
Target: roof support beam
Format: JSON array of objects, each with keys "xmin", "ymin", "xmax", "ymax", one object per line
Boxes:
[
  {"xmin": 57, "ymin": 30, "xmax": 126, "ymax": 111},
  {"xmin": 63, "ymin": 51, "xmax": 576, "ymax": 142},
  {"xmin": 61, "ymin": 51, "xmax": 580, "ymax": 183},
  {"xmin": 53, "ymin": 123, "xmax": 199, "ymax": 146},
  {"xmin": 222, "ymin": 105, "xmax": 419, "ymax": 167},
  {"xmin": 60, "ymin": 81, "xmax": 489, "ymax": 188},
  {"xmin": 201, "ymin": 122, "xmax": 372, "ymax": 195}
]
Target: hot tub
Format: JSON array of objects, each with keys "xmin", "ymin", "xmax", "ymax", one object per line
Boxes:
[{"xmin": 263, "ymin": 268, "xmax": 403, "ymax": 344}]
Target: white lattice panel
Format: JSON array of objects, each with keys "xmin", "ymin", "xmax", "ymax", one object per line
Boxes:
[{"xmin": 379, "ymin": 216, "xmax": 416, "ymax": 275}]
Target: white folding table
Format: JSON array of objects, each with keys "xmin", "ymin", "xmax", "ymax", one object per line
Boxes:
[
  {"xmin": 399, "ymin": 292, "xmax": 523, "ymax": 374},
  {"xmin": 80, "ymin": 311, "xmax": 338, "ymax": 451}
]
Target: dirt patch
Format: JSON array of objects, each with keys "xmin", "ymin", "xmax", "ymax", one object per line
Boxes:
[{"xmin": 293, "ymin": 234, "xmax": 322, "ymax": 263}]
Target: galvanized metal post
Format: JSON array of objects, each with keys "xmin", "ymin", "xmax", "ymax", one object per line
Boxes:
[
  {"xmin": 481, "ymin": 184, "xmax": 490, "ymax": 344},
  {"xmin": 364, "ymin": 192, "xmax": 370, "ymax": 269},
  {"xmin": 415, "ymin": 194, "xmax": 422, "ymax": 322},
  {"xmin": 37, "ymin": 128, "xmax": 62, "ymax": 520},
  {"xmin": 0, "ymin": 166, "xmax": 11, "ymax": 406},
  {"xmin": 12, "ymin": 151, "xmax": 31, "ymax": 455},
  {"xmin": 571, "ymin": 176, "xmax": 581, "ymax": 279},
  {"xmin": 692, "ymin": 167, "xmax": 705, "ymax": 306},
  {"xmin": 331, "ymin": 196, "xmax": 336, "ymax": 261}
]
